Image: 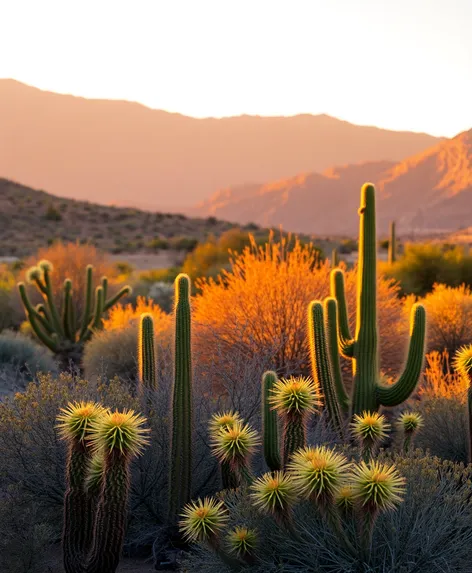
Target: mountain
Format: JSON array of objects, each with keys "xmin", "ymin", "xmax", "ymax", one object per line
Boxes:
[
  {"xmin": 0, "ymin": 178, "xmax": 248, "ymax": 257},
  {"xmin": 193, "ymin": 130, "xmax": 472, "ymax": 235},
  {"xmin": 0, "ymin": 79, "xmax": 440, "ymax": 211}
]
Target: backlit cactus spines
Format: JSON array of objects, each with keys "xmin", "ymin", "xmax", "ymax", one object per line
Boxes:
[
  {"xmin": 308, "ymin": 301, "xmax": 344, "ymax": 437},
  {"xmin": 262, "ymin": 371, "xmax": 282, "ymax": 472},
  {"xmin": 388, "ymin": 221, "xmax": 396, "ymax": 265},
  {"xmin": 18, "ymin": 261, "xmax": 131, "ymax": 359},
  {"xmin": 328, "ymin": 184, "xmax": 426, "ymax": 416},
  {"xmin": 454, "ymin": 345, "xmax": 472, "ymax": 462},
  {"xmin": 169, "ymin": 273, "xmax": 193, "ymax": 524},
  {"xmin": 138, "ymin": 313, "xmax": 157, "ymax": 390}
]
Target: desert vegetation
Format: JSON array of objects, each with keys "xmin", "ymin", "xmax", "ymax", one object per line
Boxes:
[{"xmin": 1, "ymin": 183, "xmax": 472, "ymax": 573}]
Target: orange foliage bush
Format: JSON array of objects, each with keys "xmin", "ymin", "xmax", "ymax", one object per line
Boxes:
[
  {"xmin": 404, "ymin": 283, "xmax": 472, "ymax": 355},
  {"xmin": 193, "ymin": 237, "xmax": 406, "ymax": 378},
  {"xmin": 418, "ymin": 350, "xmax": 467, "ymax": 402},
  {"xmin": 22, "ymin": 242, "xmax": 124, "ymax": 320},
  {"xmin": 102, "ymin": 296, "xmax": 172, "ymax": 332}
]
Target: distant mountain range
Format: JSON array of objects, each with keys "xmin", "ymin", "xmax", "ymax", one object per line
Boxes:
[
  {"xmin": 193, "ymin": 130, "xmax": 472, "ymax": 235},
  {"xmin": 1, "ymin": 79, "xmax": 440, "ymax": 212}
]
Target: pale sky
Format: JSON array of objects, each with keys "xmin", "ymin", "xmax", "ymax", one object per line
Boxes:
[{"xmin": 2, "ymin": 0, "xmax": 471, "ymax": 137}]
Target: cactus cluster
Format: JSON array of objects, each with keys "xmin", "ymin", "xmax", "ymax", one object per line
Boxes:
[
  {"xmin": 57, "ymin": 402, "xmax": 149, "ymax": 573},
  {"xmin": 18, "ymin": 260, "xmax": 131, "ymax": 360},
  {"xmin": 309, "ymin": 184, "xmax": 426, "ymax": 431}
]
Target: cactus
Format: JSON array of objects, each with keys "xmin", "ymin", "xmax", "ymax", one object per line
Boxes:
[
  {"xmin": 388, "ymin": 221, "xmax": 396, "ymax": 264},
  {"xmin": 312, "ymin": 184, "xmax": 426, "ymax": 419},
  {"xmin": 331, "ymin": 248, "xmax": 340, "ymax": 268},
  {"xmin": 169, "ymin": 274, "xmax": 193, "ymax": 524},
  {"xmin": 454, "ymin": 345, "xmax": 472, "ymax": 462},
  {"xmin": 18, "ymin": 261, "xmax": 131, "ymax": 361},
  {"xmin": 262, "ymin": 371, "xmax": 282, "ymax": 472},
  {"xmin": 57, "ymin": 404, "xmax": 149, "ymax": 573},
  {"xmin": 138, "ymin": 313, "xmax": 157, "ymax": 391}
]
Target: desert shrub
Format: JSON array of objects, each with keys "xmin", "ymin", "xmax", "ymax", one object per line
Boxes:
[
  {"xmin": 389, "ymin": 243, "xmax": 472, "ymax": 295},
  {"xmin": 404, "ymin": 284, "xmax": 472, "ymax": 354},
  {"xmin": 101, "ymin": 295, "xmax": 171, "ymax": 332},
  {"xmin": 148, "ymin": 281, "xmax": 174, "ymax": 312},
  {"xmin": 181, "ymin": 235, "xmax": 229, "ymax": 281},
  {"xmin": 138, "ymin": 267, "xmax": 181, "ymax": 284},
  {"xmin": 0, "ymin": 331, "xmax": 58, "ymax": 396},
  {"xmin": 193, "ymin": 237, "xmax": 406, "ymax": 378}
]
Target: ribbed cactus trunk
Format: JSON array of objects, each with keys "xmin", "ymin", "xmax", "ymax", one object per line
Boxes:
[
  {"xmin": 388, "ymin": 221, "xmax": 396, "ymax": 265},
  {"xmin": 308, "ymin": 301, "xmax": 345, "ymax": 437},
  {"xmin": 168, "ymin": 274, "xmax": 193, "ymax": 524},
  {"xmin": 63, "ymin": 442, "xmax": 97, "ymax": 573},
  {"xmin": 87, "ymin": 452, "xmax": 131, "ymax": 573},
  {"xmin": 138, "ymin": 313, "xmax": 157, "ymax": 391},
  {"xmin": 262, "ymin": 371, "xmax": 281, "ymax": 472},
  {"xmin": 352, "ymin": 184, "xmax": 379, "ymax": 415},
  {"xmin": 282, "ymin": 414, "xmax": 305, "ymax": 468}
]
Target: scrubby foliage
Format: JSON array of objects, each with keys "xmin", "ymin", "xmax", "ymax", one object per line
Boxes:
[
  {"xmin": 0, "ymin": 331, "xmax": 57, "ymax": 396},
  {"xmin": 193, "ymin": 237, "xmax": 406, "ymax": 378},
  {"xmin": 388, "ymin": 243, "xmax": 472, "ymax": 295},
  {"xmin": 404, "ymin": 284, "xmax": 472, "ymax": 355}
]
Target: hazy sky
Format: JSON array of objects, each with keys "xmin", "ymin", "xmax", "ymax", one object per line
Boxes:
[{"xmin": 2, "ymin": 0, "xmax": 471, "ymax": 137}]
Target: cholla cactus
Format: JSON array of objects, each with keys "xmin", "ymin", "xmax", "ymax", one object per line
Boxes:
[
  {"xmin": 211, "ymin": 420, "xmax": 259, "ymax": 486},
  {"xmin": 396, "ymin": 411, "xmax": 424, "ymax": 453},
  {"xmin": 179, "ymin": 497, "xmax": 228, "ymax": 548},
  {"xmin": 270, "ymin": 376, "xmax": 322, "ymax": 467},
  {"xmin": 226, "ymin": 526, "xmax": 258, "ymax": 559},
  {"xmin": 351, "ymin": 411, "xmax": 390, "ymax": 460},
  {"xmin": 250, "ymin": 471, "xmax": 298, "ymax": 527},
  {"xmin": 57, "ymin": 403, "xmax": 149, "ymax": 573},
  {"xmin": 288, "ymin": 446, "xmax": 351, "ymax": 507},
  {"xmin": 454, "ymin": 345, "xmax": 472, "ymax": 463},
  {"xmin": 352, "ymin": 460, "xmax": 405, "ymax": 555}
]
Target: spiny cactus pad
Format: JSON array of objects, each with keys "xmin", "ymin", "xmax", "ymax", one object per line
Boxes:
[
  {"xmin": 211, "ymin": 420, "xmax": 259, "ymax": 466},
  {"xmin": 351, "ymin": 411, "xmax": 390, "ymax": 445},
  {"xmin": 352, "ymin": 460, "xmax": 405, "ymax": 512},
  {"xmin": 250, "ymin": 471, "xmax": 298, "ymax": 515},
  {"xmin": 209, "ymin": 410, "xmax": 243, "ymax": 434}
]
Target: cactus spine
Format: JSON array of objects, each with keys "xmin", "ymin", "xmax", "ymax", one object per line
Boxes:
[
  {"xmin": 262, "ymin": 371, "xmax": 281, "ymax": 472},
  {"xmin": 310, "ymin": 184, "xmax": 426, "ymax": 420},
  {"xmin": 168, "ymin": 274, "xmax": 193, "ymax": 523},
  {"xmin": 388, "ymin": 221, "xmax": 396, "ymax": 264},
  {"xmin": 18, "ymin": 261, "xmax": 131, "ymax": 359},
  {"xmin": 138, "ymin": 313, "xmax": 157, "ymax": 391}
]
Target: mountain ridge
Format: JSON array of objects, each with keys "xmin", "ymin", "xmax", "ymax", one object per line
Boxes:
[{"xmin": 1, "ymin": 79, "xmax": 442, "ymax": 211}]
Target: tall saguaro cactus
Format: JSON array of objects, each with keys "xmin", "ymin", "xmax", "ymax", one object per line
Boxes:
[
  {"xmin": 168, "ymin": 273, "xmax": 193, "ymax": 523},
  {"xmin": 388, "ymin": 221, "xmax": 396, "ymax": 264},
  {"xmin": 18, "ymin": 260, "xmax": 131, "ymax": 361},
  {"xmin": 310, "ymin": 184, "xmax": 426, "ymax": 419},
  {"xmin": 262, "ymin": 371, "xmax": 281, "ymax": 472},
  {"xmin": 138, "ymin": 313, "xmax": 157, "ymax": 391}
]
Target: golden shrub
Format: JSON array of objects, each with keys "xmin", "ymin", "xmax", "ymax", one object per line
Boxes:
[
  {"xmin": 193, "ymin": 237, "xmax": 406, "ymax": 377},
  {"xmin": 404, "ymin": 283, "xmax": 472, "ymax": 355},
  {"xmin": 102, "ymin": 296, "xmax": 171, "ymax": 332},
  {"xmin": 418, "ymin": 350, "xmax": 467, "ymax": 402}
]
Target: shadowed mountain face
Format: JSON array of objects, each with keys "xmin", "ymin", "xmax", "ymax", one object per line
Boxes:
[
  {"xmin": 0, "ymin": 79, "xmax": 440, "ymax": 211},
  {"xmin": 193, "ymin": 130, "xmax": 472, "ymax": 235}
]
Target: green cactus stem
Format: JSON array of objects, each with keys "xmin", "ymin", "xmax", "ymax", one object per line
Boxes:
[
  {"xmin": 138, "ymin": 313, "xmax": 157, "ymax": 391},
  {"xmin": 262, "ymin": 371, "xmax": 281, "ymax": 472},
  {"xmin": 168, "ymin": 273, "xmax": 193, "ymax": 524},
  {"xmin": 388, "ymin": 221, "xmax": 396, "ymax": 265},
  {"xmin": 331, "ymin": 248, "xmax": 339, "ymax": 268},
  {"xmin": 308, "ymin": 301, "xmax": 344, "ymax": 437},
  {"xmin": 327, "ymin": 184, "xmax": 426, "ymax": 417}
]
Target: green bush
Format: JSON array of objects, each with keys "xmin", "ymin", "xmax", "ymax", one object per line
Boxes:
[{"xmin": 388, "ymin": 243, "xmax": 472, "ymax": 295}]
